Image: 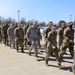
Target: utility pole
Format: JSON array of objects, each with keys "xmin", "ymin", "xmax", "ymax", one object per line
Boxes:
[
  {"xmin": 18, "ymin": 10, "xmax": 20, "ymax": 23},
  {"xmin": 70, "ymin": 15, "xmax": 72, "ymax": 22}
]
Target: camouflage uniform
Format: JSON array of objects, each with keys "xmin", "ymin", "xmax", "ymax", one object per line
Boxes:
[
  {"xmin": 44, "ymin": 22, "xmax": 53, "ymax": 49},
  {"xmin": 37, "ymin": 25, "xmax": 41, "ymax": 49},
  {"xmin": 1, "ymin": 22, "xmax": 9, "ymax": 46},
  {"xmin": 14, "ymin": 25, "xmax": 24, "ymax": 52},
  {"xmin": 45, "ymin": 27, "xmax": 51, "ymax": 38},
  {"xmin": 26, "ymin": 25, "xmax": 42, "ymax": 58},
  {"xmin": 7, "ymin": 24, "xmax": 15, "ymax": 48},
  {"xmin": 45, "ymin": 27, "xmax": 62, "ymax": 68},
  {"xmin": 59, "ymin": 22, "xmax": 74, "ymax": 60},
  {"xmin": 23, "ymin": 23, "xmax": 31, "ymax": 47},
  {"xmin": 57, "ymin": 24, "xmax": 65, "ymax": 52}
]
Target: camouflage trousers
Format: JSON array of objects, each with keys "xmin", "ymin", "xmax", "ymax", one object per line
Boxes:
[
  {"xmin": 37, "ymin": 38, "xmax": 41, "ymax": 49},
  {"xmin": 57, "ymin": 38, "xmax": 63, "ymax": 52},
  {"xmin": 8, "ymin": 36, "xmax": 15, "ymax": 48},
  {"xmin": 16, "ymin": 38, "xmax": 24, "ymax": 51},
  {"xmin": 3, "ymin": 35, "xmax": 9, "ymax": 46},
  {"xmin": 24, "ymin": 37, "xmax": 31, "ymax": 47},
  {"xmin": 29, "ymin": 39, "xmax": 38, "ymax": 57},
  {"xmin": 59, "ymin": 42, "xmax": 74, "ymax": 59},
  {"xmin": 45, "ymin": 42, "xmax": 61, "ymax": 65}
]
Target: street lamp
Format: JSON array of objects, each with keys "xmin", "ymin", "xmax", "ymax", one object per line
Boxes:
[
  {"xmin": 70, "ymin": 15, "xmax": 72, "ymax": 22},
  {"xmin": 18, "ymin": 10, "xmax": 20, "ymax": 23}
]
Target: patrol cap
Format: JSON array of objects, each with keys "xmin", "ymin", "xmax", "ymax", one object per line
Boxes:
[
  {"xmin": 10, "ymin": 23, "xmax": 13, "ymax": 26},
  {"xmin": 51, "ymin": 26, "xmax": 56, "ymax": 29},
  {"xmin": 49, "ymin": 21, "xmax": 53, "ymax": 25},
  {"xmin": 68, "ymin": 22, "xmax": 73, "ymax": 26},
  {"xmin": 61, "ymin": 23, "xmax": 65, "ymax": 26}
]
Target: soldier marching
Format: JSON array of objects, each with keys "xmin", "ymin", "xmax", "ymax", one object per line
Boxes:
[{"xmin": 0, "ymin": 21, "xmax": 74, "ymax": 71}]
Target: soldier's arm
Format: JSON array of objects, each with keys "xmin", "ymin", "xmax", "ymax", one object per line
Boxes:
[
  {"xmin": 38, "ymin": 28, "xmax": 42, "ymax": 40},
  {"xmin": 14, "ymin": 29, "xmax": 18, "ymax": 37},
  {"xmin": 7, "ymin": 28, "xmax": 10, "ymax": 36},
  {"xmin": 58, "ymin": 29, "xmax": 61, "ymax": 37},
  {"xmin": 45, "ymin": 27, "xmax": 48, "ymax": 38},
  {"xmin": 47, "ymin": 32, "xmax": 54, "ymax": 46},
  {"xmin": 64, "ymin": 29, "xmax": 69, "ymax": 40},
  {"xmin": 23, "ymin": 27, "xmax": 26, "ymax": 34},
  {"xmin": 26, "ymin": 27, "xmax": 31, "ymax": 41}
]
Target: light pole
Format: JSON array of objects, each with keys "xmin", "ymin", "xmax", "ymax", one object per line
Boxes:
[
  {"xmin": 18, "ymin": 10, "xmax": 20, "ymax": 23},
  {"xmin": 70, "ymin": 15, "xmax": 72, "ymax": 22}
]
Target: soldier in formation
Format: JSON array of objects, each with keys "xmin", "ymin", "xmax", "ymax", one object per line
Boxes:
[
  {"xmin": 44, "ymin": 21, "xmax": 53, "ymax": 48},
  {"xmin": 23, "ymin": 22, "xmax": 31, "ymax": 47},
  {"xmin": 45, "ymin": 26, "xmax": 64, "ymax": 69},
  {"xmin": 1, "ymin": 21, "xmax": 9, "ymax": 46},
  {"xmin": 57, "ymin": 23, "xmax": 66, "ymax": 52},
  {"xmin": 7, "ymin": 23, "xmax": 15, "ymax": 48},
  {"xmin": 26, "ymin": 21, "xmax": 42, "ymax": 60},
  {"xmin": 14, "ymin": 23, "xmax": 24, "ymax": 53},
  {"xmin": 59, "ymin": 22, "xmax": 74, "ymax": 61}
]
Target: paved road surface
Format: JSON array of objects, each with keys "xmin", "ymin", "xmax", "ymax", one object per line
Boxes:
[{"xmin": 0, "ymin": 37, "xmax": 73, "ymax": 75}]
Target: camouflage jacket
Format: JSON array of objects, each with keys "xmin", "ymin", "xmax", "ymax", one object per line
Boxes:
[
  {"xmin": 7, "ymin": 26, "xmax": 15, "ymax": 38},
  {"xmin": 26, "ymin": 26, "xmax": 42, "ymax": 41},
  {"xmin": 64, "ymin": 27, "xmax": 74, "ymax": 41},
  {"xmin": 45, "ymin": 26, "xmax": 51, "ymax": 38},
  {"xmin": 1, "ymin": 24, "xmax": 9, "ymax": 35},
  {"xmin": 24, "ymin": 26, "xmax": 29, "ymax": 34},
  {"xmin": 48, "ymin": 31, "xmax": 57, "ymax": 46},
  {"xmin": 57, "ymin": 27, "xmax": 65, "ymax": 40},
  {"xmin": 14, "ymin": 27, "xmax": 24, "ymax": 39}
]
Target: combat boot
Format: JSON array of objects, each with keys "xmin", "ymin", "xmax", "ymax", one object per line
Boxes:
[
  {"xmin": 58, "ymin": 62, "xmax": 64, "ymax": 69},
  {"xmin": 35, "ymin": 54, "xmax": 40, "ymax": 61},
  {"xmin": 21, "ymin": 47, "xmax": 24, "ymax": 53},
  {"xmin": 36, "ymin": 56, "xmax": 40, "ymax": 61},
  {"xmin": 16, "ymin": 46, "xmax": 19, "ymax": 52},
  {"xmin": 28, "ymin": 50, "xmax": 31, "ymax": 56},
  {"xmin": 13, "ymin": 44, "xmax": 15, "ymax": 49},
  {"xmin": 45, "ymin": 59, "xmax": 49, "ymax": 66}
]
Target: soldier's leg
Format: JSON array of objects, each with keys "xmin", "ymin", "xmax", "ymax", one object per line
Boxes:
[
  {"xmin": 4, "ymin": 36, "xmax": 6, "ymax": 45},
  {"xmin": 28, "ymin": 41, "xmax": 33, "ymax": 55},
  {"xmin": 16, "ymin": 40, "xmax": 19, "ymax": 52},
  {"xmin": 37, "ymin": 39, "xmax": 41, "ymax": 49},
  {"xmin": 24, "ymin": 38, "xmax": 27, "ymax": 48},
  {"xmin": 33, "ymin": 40, "xmax": 38, "ymax": 57},
  {"xmin": 20, "ymin": 41, "xmax": 24, "ymax": 53},
  {"xmin": 45, "ymin": 52, "xmax": 50, "ymax": 66},
  {"xmin": 69, "ymin": 44, "xmax": 74, "ymax": 58},
  {"xmin": 45, "ymin": 40, "xmax": 48, "ymax": 53},
  {"xmin": 27, "ymin": 40, "xmax": 31, "ymax": 49},
  {"xmin": 9, "ymin": 40, "xmax": 12, "ymax": 48},
  {"xmin": 45, "ymin": 42, "xmax": 52, "ymax": 66},
  {"xmin": 29, "ymin": 41, "xmax": 31, "ymax": 47},
  {"xmin": 5, "ymin": 35, "xmax": 9, "ymax": 46},
  {"xmin": 59, "ymin": 44, "xmax": 67, "ymax": 61},
  {"xmin": 57, "ymin": 39, "xmax": 61, "ymax": 52},
  {"xmin": 13, "ymin": 39, "xmax": 15, "ymax": 49},
  {"xmin": 53, "ymin": 48, "xmax": 63, "ymax": 68}
]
